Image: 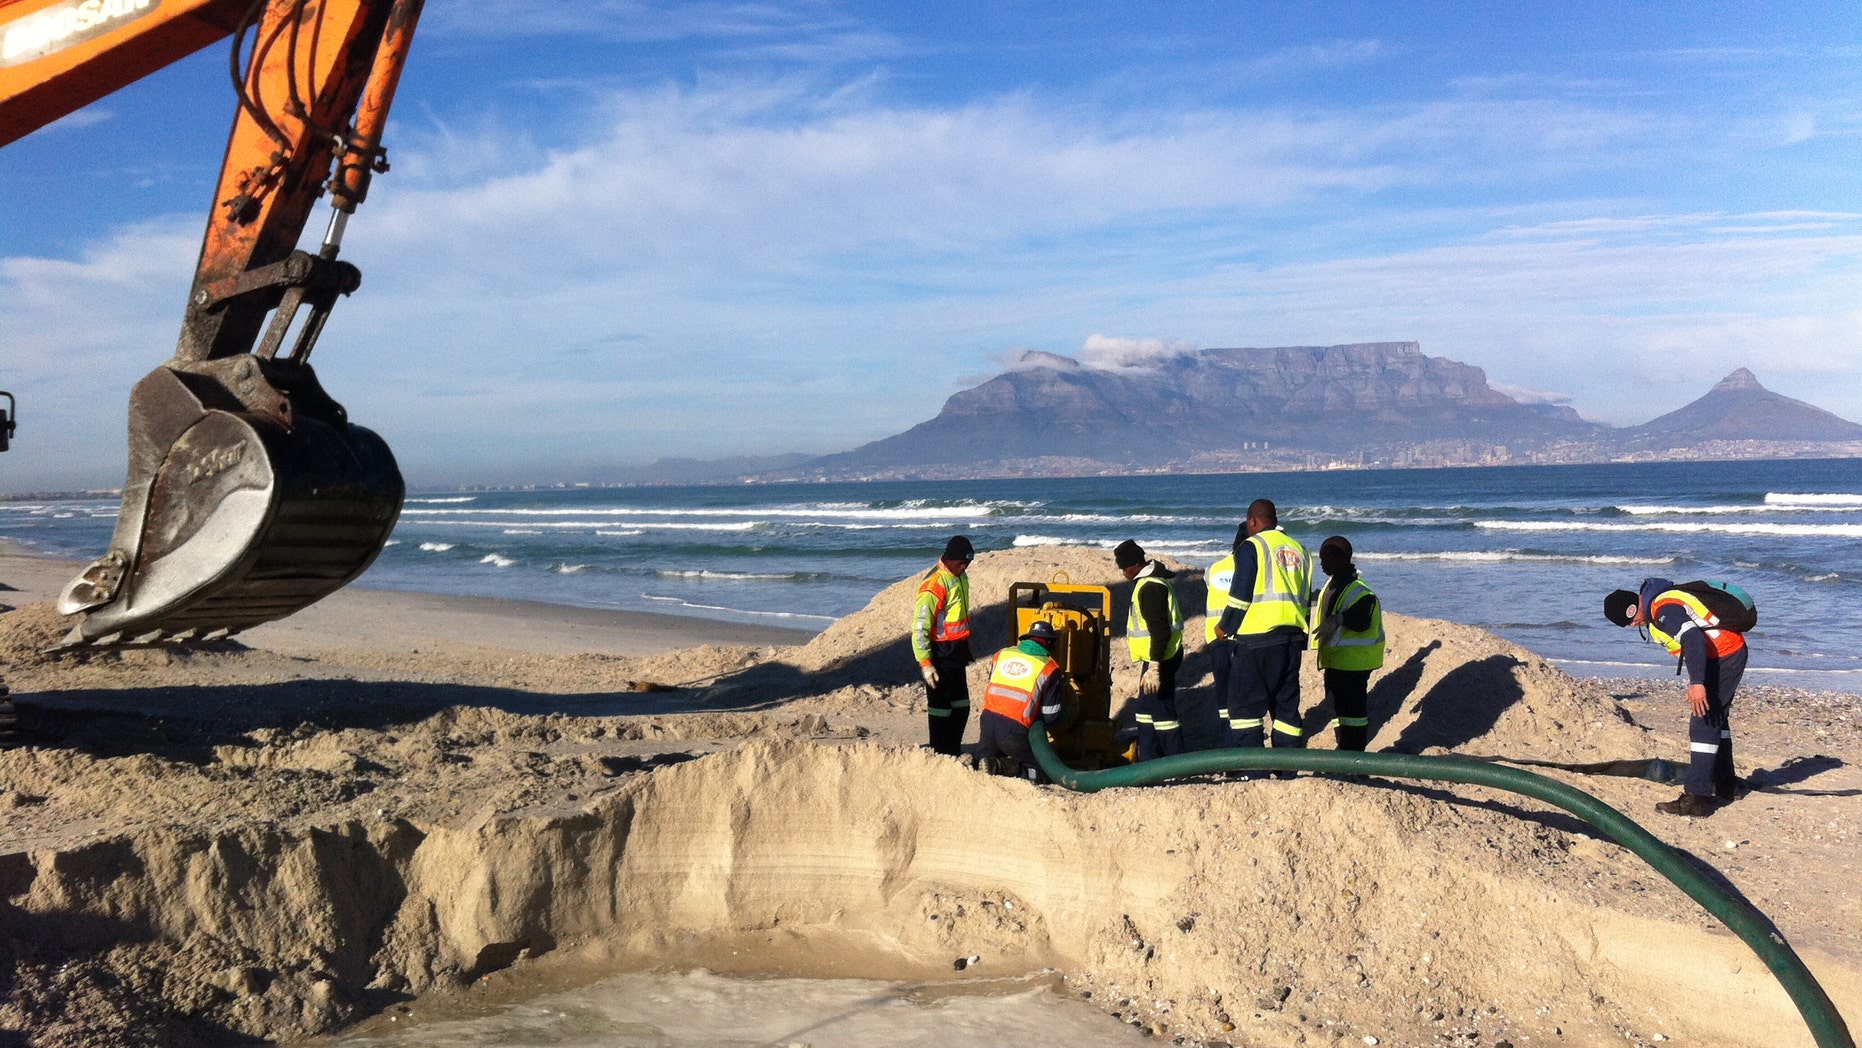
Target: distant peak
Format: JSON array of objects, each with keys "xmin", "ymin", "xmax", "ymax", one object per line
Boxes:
[{"xmin": 1713, "ymin": 368, "xmax": 1763, "ymax": 392}]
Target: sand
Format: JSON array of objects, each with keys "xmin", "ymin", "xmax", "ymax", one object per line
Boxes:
[{"xmin": 0, "ymin": 541, "xmax": 1857, "ymax": 1048}]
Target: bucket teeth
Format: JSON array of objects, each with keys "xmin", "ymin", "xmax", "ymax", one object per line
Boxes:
[{"xmin": 46, "ymin": 625, "xmax": 242, "ymax": 655}]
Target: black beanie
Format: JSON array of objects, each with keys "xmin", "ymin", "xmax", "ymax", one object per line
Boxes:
[
  {"xmin": 942, "ymin": 535, "xmax": 975, "ymax": 561},
  {"xmin": 1113, "ymin": 539, "xmax": 1145, "ymax": 569},
  {"xmin": 1603, "ymin": 589, "xmax": 1639, "ymax": 627}
]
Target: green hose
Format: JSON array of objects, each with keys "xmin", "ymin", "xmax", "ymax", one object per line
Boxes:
[{"xmin": 1029, "ymin": 728, "xmax": 1855, "ymax": 1048}]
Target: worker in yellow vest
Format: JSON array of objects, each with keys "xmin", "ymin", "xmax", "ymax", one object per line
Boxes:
[
  {"xmin": 1203, "ymin": 524, "xmax": 1243, "ymax": 744},
  {"xmin": 1212, "ymin": 499, "xmax": 1312, "ymax": 757},
  {"xmin": 1310, "ymin": 536, "xmax": 1384, "ymax": 751},
  {"xmin": 912, "ymin": 536, "xmax": 976, "ymax": 756},
  {"xmin": 1115, "ymin": 539, "xmax": 1185, "ymax": 760}
]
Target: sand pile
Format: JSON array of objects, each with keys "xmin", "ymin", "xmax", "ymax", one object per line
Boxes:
[{"xmin": 0, "ymin": 546, "xmax": 1856, "ymax": 1047}]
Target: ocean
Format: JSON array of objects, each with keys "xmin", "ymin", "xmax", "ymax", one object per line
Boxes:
[{"xmin": 4, "ymin": 458, "xmax": 1858, "ymax": 692}]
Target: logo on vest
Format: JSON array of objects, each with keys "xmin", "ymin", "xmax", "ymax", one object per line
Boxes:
[
  {"xmin": 998, "ymin": 656, "xmax": 1035, "ymax": 680},
  {"xmin": 1276, "ymin": 547, "xmax": 1303, "ymax": 568}
]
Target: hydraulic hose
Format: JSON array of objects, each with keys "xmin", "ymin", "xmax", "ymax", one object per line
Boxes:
[{"xmin": 1029, "ymin": 728, "xmax": 1854, "ymax": 1048}]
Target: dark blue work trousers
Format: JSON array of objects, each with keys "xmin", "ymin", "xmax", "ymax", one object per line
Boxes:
[{"xmin": 1685, "ymin": 643, "xmax": 1746, "ymax": 800}]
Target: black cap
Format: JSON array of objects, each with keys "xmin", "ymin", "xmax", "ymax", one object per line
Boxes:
[
  {"xmin": 1603, "ymin": 589, "xmax": 1639, "ymax": 627},
  {"xmin": 1022, "ymin": 620, "xmax": 1058, "ymax": 645},
  {"xmin": 1113, "ymin": 539, "xmax": 1145, "ymax": 569},
  {"xmin": 942, "ymin": 535, "xmax": 975, "ymax": 562}
]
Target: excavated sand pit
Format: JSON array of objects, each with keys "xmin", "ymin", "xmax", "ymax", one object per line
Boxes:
[{"xmin": 1, "ymin": 545, "xmax": 1858, "ymax": 1047}]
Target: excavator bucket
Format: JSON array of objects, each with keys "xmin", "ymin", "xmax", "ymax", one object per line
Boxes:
[{"xmin": 58, "ymin": 356, "xmax": 402, "ymax": 646}]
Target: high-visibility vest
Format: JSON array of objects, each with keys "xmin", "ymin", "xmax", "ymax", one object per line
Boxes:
[
  {"xmin": 1648, "ymin": 589, "xmax": 1746, "ymax": 659},
  {"xmin": 1235, "ymin": 529, "xmax": 1311, "ymax": 636},
  {"xmin": 912, "ymin": 565, "xmax": 971, "ymax": 664},
  {"xmin": 1313, "ymin": 576, "xmax": 1385, "ymax": 671},
  {"xmin": 1126, "ymin": 574, "xmax": 1184, "ymax": 661},
  {"xmin": 1204, "ymin": 553, "xmax": 1235, "ymax": 643},
  {"xmin": 983, "ymin": 646, "xmax": 1059, "ymax": 726}
]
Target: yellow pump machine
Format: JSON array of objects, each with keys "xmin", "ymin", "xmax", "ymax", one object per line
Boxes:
[{"xmin": 1007, "ymin": 572, "xmax": 1126, "ymax": 769}]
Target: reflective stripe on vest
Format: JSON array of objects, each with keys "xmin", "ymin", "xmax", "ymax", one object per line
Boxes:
[
  {"xmin": 1204, "ymin": 553, "xmax": 1235, "ymax": 643},
  {"xmin": 983, "ymin": 649, "xmax": 1058, "ymax": 727},
  {"xmin": 1236, "ymin": 530, "xmax": 1311, "ymax": 635},
  {"xmin": 1127, "ymin": 574, "xmax": 1184, "ymax": 661},
  {"xmin": 1648, "ymin": 589, "xmax": 1745, "ymax": 659},
  {"xmin": 1314, "ymin": 576, "xmax": 1385, "ymax": 671},
  {"xmin": 914, "ymin": 567, "xmax": 972, "ymax": 651}
]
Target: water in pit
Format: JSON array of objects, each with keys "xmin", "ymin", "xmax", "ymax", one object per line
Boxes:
[{"xmin": 329, "ymin": 969, "xmax": 1157, "ymax": 1047}]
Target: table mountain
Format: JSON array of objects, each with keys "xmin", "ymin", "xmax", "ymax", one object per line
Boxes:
[{"xmin": 808, "ymin": 342, "xmax": 1601, "ymax": 475}]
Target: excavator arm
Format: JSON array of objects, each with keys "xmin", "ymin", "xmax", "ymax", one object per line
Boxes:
[{"xmin": 1, "ymin": 0, "xmax": 421, "ymax": 645}]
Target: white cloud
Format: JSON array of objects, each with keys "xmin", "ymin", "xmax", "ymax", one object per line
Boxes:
[
  {"xmin": 1489, "ymin": 382, "xmax": 1575, "ymax": 407},
  {"xmin": 7, "ymin": 72, "xmax": 1862, "ymax": 490},
  {"xmin": 1240, "ymin": 40, "xmax": 1385, "ymax": 80},
  {"xmin": 1077, "ymin": 335, "xmax": 1198, "ymax": 370},
  {"xmin": 1782, "ymin": 111, "xmax": 1818, "ymax": 144}
]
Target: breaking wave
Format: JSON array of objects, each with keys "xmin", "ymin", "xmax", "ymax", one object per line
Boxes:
[
  {"xmin": 1476, "ymin": 520, "xmax": 1862, "ymax": 538},
  {"xmin": 1359, "ymin": 550, "xmax": 1676, "ymax": 566},
  {"xmin": 1765, "ymin": 492, "xmax": 1862, "ymax": 507}
]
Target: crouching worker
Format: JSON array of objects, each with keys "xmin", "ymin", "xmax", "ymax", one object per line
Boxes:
[{"xmin": 976, "ymin": 621, "xmax": 1075, "ymax": 783}]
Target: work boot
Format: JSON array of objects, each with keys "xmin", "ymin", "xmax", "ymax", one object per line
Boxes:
[
  {"xmin": 984, "ymin": 755, "xmax": 1021, "ymax": 778},
  {"xmin": 1654, "ymin": 791, "xmax": 1720, "ymax": 818},
  {"xmin": 1715, "ymin": 778, "xmax": 1742, "ymax": 804}
]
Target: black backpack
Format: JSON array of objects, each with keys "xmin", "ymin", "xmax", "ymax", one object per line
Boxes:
[{"xmin": 1672, "ymin": 580, "xmax": 1758, "ymax": 633}]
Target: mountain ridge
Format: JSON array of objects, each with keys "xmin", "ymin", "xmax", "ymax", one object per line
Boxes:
[
  {"xmin": 643, "ymin": 345, "xmax": 1862, "ymax": 483},
  {"xmin": 803, "ymin": 342, "xmax": 1611, "ymax": 478}
]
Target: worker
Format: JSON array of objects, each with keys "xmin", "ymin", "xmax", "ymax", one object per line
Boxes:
[
  {"xmin": 976, "ymin": 620, "xmax": 1073, "ymax": 782},
  {"xmin": 912, "ymin": 535, "xmax": 976, "ymax": 756},
  {"xmin": 1310, "ymin": 536, "xmax": 1383, "ymax": 751},
  {"xmin": 1604, "ymin": 579, "xmax": 1747, "ymax": 817},
  {"xmin": 1213, "ymin": 499, "xmax": 1313, "ymax": 756},
  {"xmin": 1204, "ymin": 525, "xmax": 1243, "ymax": 745},
  {"xmin": 1114, "ymin": 539, "xmax": 1185, "ymax": 760}
]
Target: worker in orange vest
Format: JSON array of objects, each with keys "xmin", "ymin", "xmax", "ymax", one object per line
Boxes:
[{"xmin": 975, "ymin": 620, "xmax": 1074, "ymax": 782}]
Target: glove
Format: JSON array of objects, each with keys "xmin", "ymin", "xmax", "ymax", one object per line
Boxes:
[
  {"xmin": 1137, "ymin": 666, "xmax": 1157, "ymax": 697},
  {"xmin": 1317, "ymin": 613, "xmax": 1342, "ymax": 645},
  {"xmin": 921, "ymin": 664, "xmax": 940, "ymax": 690}
]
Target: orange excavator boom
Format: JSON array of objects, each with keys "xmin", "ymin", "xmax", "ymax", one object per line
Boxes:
[
  {"xmin": 0, "ymin": 0, "xmax": 248, "ymax": 147},
  {"xmin": 1, "ymin": 0, "xmax": 423, "ymax": 646}
]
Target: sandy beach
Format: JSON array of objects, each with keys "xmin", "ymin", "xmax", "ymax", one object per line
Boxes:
[{"xmin": 1, "ymin": 539, "xmax": 1858, "ymax": 1047}]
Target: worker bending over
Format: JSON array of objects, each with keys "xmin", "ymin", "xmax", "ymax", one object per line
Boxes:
[
  {"xmin": 1115, "ymin": 539, "xmax": 1185, "ymax": 760},
  {"xmin": 1213, "ymin": 499, "xmax": 1313, "ymax": 756},
  {"xmin": 976, "ymin": 621, "xmax": 1074, "ymax": 782},
  {"xmin": 912, "ymin": 536, "xmax": 976, "ymax": 756},
  {"xmin": 1604, "ymin": 579, "xmax": 1747, "ymax": 817},
  {"xmin": 1311, "ymin": 536, "xmax": 1384, "ymax": 751}
]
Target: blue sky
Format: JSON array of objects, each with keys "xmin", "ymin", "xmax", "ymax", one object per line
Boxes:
[{"xmin": 3, "ymin": 0, "xmax": 1859, "ymax": 491}]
